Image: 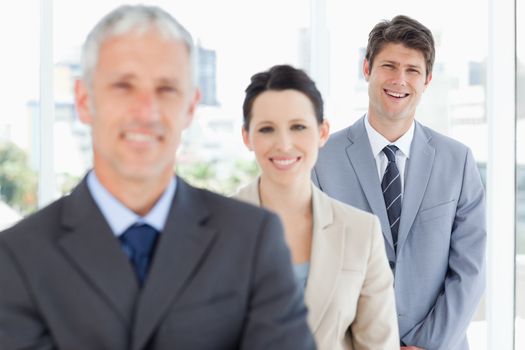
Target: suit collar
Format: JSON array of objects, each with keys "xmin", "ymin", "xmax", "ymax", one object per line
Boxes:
[
  {"xmin": 345, "ymin": 117, "xmax": 394, "ymax": 251},
  {"xmin": 59, "ymin": 176, "xmax": 140, "ymax": 327},
  {"xmin": 364, "ymin": 114, "xmax": 415, "ymax": 159},
  {"xmin": 59, "ymin": 176, "xmax": 218, "ymax": 349},
  {"xmin": 85, "ymin": 171, "xmax": 176, "ymax": 235},
  {"xmin": 131, "ymin": 177, "xmax": 217, "ymax": 350},
  {"xmin": 236, "ymin": 180, "xmax": 344, "ymax": 332},
  {"xmin": 397, "ymin": 122, "xmax": 435, "ymax": 250},
  {"xmin": 344, "ymin": 118, "xmax": 435, "ymax": 254},
  {"xmin": 305, "ymin": 185, "xmax": 343, "ymax": 333},
  {"xmin": 234, "ymin": 178, "xmax": 261, "ymax": 206}
]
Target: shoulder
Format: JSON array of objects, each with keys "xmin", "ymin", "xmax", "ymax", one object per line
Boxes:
[
  {"xmin": 321, "ymin": 126, "xmax": 351, "ymax": 152},
  {"xmin": 318, "ymin": 117, "xmax": 365, "ymax": 160},
  {"xmin": 417, "ymin": 122, "xmax": 471, "ymax": 156},
  {"xmin": 231, "ymin": 179, "xmax": 260, "ymax": 206},
  {"xmin": 0, "ymin": 195, "xmax": 67, "ymax": 260},
  {"xmin": 188, "ymin": 183, "xmax": 280, "ymax": 233},
  {"xmin": 193, "ymin": 184, "xmax": 263, "ymax": 214}
]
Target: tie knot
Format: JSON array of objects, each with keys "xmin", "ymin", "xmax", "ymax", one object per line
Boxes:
[
  {"xmin": 383, "ymin": 145, "xmax": 398, "ymax": 163},
  {"xmin": 120, "ymin": 223, "xmax": 159, "ymax": 258}
]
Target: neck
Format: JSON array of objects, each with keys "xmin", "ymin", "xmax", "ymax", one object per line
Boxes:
[
  {"xmin": 258, "ymin": 175, "xmax": 312, "ymax": 215},
  {"xmin": 368, "ymin": 111, "xmax": 413, "ymax": 142},
  {"xmin": 94, "ymin": 168, "xmax": 172, "ymax": 216}
]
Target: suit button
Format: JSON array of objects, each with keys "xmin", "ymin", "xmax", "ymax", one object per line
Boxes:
[{"xmin": 389, "ymin": 261, "xmax": 395, "ymax": 269}]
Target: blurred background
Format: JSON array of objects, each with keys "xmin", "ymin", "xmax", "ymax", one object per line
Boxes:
[{"xmin": 0, "ymin": 1, "xmax": 522, "ymax": 348}]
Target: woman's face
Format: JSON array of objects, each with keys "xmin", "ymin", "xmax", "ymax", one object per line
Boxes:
[{"xmin": 243, "ymin": 89, "xmax": 329, "ymax": 187}]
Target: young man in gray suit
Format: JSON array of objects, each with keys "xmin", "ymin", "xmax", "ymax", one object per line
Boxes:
[
  {"xmin": 313, "ymin": 15, "xmax": 486, "ymax": 350},
  {"xmin": 0, "ymin": 5, "xmax": 315, "ymax": 350}
]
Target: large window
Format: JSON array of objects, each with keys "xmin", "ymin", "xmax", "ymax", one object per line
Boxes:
[
  {"xmin": 516, "ymin": 0, "xmax": 524, "ymax": 346},
  {"xmin": 53, "ymin": 0, "xmax": 310, "ymax": 195},
  {"xmin": 0, "ymin": 2, "xmax": 40, "ymax": 228}
]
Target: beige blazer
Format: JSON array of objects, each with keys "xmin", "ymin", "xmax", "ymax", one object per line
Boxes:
[{"xmin": 235, "ymin": 180, "xmax": 399, "ymax": 350}]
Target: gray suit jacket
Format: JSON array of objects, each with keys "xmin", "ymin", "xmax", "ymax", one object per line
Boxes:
[
  {"xmin": 313, "ymin": 117, "xmax": 486, "ymax": 350},
  {"xmin": 0, "ymin": 176, "xmax": 315, "ymax": 350}
]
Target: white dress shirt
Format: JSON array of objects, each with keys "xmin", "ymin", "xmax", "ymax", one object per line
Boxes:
[{"xmin": 364, "ymin": 114, "xmax": 414, "ymax": 195}]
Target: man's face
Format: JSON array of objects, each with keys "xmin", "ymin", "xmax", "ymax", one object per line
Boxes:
[
  {"xmin": 76, "ymin": 29, "xmax": 199, "ymax": 185},
  {"xmin": 364, "ymin": 43, "xmax": 431, "ymax": 126}
]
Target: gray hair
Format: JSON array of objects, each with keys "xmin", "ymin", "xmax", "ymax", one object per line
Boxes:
[{"xmin": 81, "ymin": 4, "xmax": 196, "ymax": 88}]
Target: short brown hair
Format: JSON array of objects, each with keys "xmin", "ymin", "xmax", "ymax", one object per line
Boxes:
[
  {"xmin": 365, "ymin": 15, "xmax": 435, "ymax": 77},
  {"xmin": 242, "ymin": 65, "xmax": 324, "ymax": 130}
]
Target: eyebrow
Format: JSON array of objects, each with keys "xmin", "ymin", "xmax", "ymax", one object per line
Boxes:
[
  {"xmin": 109, "ymin": 74, "xmax": 182, "ymax": 86},
  {"xmin": 380, "ymin": 60, "xmax": 423, "ymax": 70},
  {"xmin": 288, "ymin": 117, "xmax": 310, "ymax": 123},
  {"xmin": 157, "ymin": 77, "xmax": 181, "ymax": 86},
  {"xmin": 109, "ymin": 73, "xmax": 136, "ymax": 81}
]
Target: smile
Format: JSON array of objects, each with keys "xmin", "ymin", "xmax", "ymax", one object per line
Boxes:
[
  {"xmin": 270, "ymin": 157, "xmax": 301, "ymax": 169},
  {"xmin": 122, "ymin": 131, "xmax": 161, "ymax": 143},
  {"xmin": 384, "ymin": 89, "xmax": 409, "ymax": 98}
]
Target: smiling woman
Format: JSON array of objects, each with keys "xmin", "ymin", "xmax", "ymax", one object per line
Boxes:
[{"xmin": 235, "ymin": 65, "xmax": 399, "ymax": 350}]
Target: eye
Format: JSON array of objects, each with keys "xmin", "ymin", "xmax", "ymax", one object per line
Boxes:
[
  {"xmin": 382, "ymin": 63, "xmax": 395, "ymax": 69},
  {"xmin": 407, "ymin": 68, "xmax": 421, "ymax": 75},
  {"xmin": 113, "ymin": 81, "xmax": 132, "ymax": 90},
  {"xmin": 291, "ymin": 124, "xmax": 306, "ymax": 131},
  {"xmin": 157, "ymin": 85, "xmax": 177, "ymax": 94},
  {"xmin": 258, "ymin": 126, "xmax": 274, "ymax": 133}
]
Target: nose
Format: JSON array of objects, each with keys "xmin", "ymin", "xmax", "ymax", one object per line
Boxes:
[
  {"xmin": 275, "ymin": 130, "xmax": 293, "ymax": 151},
  {"xmin": 390, "ymin": 70, "xmax": 407, "ymax": 86},
  {"xmin": 132, "ymin": 89, "xmax": 160, "ymax": 122}
]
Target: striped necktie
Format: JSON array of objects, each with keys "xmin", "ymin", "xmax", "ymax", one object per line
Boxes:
[{"xmin": 381, "ymin": 145, "xmax": 402, "ymax": 249}]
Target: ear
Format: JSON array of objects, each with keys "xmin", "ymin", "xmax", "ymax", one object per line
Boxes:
[
  {"xmin": 75, "ymin": 79, "xmax": 93, "ymax": 125},
  {"xmin": 363, "ymin": 59, "xmax": 371, "ymax": 82},
  {"xmin": 318, "ymin": 120, "xmax": 330, "ymax": 148},
  {"xmin": 424, "ymin": 72, "xmax": 433, "ymax": 88},
  {"xmin": 183, "ymin": 88, "xmax": 201, "ymax": 129},
  {"xmin": 242, "ymin": 127, "xmax": 252, "ymax": 151}
]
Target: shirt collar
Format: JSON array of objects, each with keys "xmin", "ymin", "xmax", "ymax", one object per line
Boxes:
[
  {"xmin": 364, "ymin": 113, "xmax": 414, "ymax": 158},
  {"xmin": 86, "ymin": 171, "xmax": 176, "ymax": 237}
]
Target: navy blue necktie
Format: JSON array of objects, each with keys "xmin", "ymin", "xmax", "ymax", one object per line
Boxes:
[
  {"xmin": 382, "ymin": 145, "xmax": 402, "ymax": 249},
  {"xmin": 120, "ymin": 223, "xmax": 159, "ymax": 285}
]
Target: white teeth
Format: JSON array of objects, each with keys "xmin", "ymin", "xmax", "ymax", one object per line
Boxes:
[
  {"xmin": 273, "ymin": 158, "xmax": 296, "ymax": 166},
  {"xmin": 386, "ymin": 90, "xmax": 407, "ymax": 98},
  {"xmin": 125, "ymin": 132, "xmax": 156, "ymax": 142}
]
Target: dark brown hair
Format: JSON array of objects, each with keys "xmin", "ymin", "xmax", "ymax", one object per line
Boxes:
[
  {"xmin": 366, "ymin": 15, "xmax": 435, "ymax": 77},
  {"xmin": 242, "ymin": 65, "xmax": 324, "ymax": 130}
]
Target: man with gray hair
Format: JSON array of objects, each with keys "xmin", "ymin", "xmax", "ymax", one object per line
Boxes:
[{"xmin": 0, "ymin": 5, "xmax": 315, "ymax": 350}]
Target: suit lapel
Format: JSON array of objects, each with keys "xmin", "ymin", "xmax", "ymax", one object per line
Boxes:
[
  {"xmin": 345, "ymin": 118, "xmax": 394, "ymax": 249},
  {"xmin": 58, "ymin": 178, "xmax": 139, "ymax": 326},
  {"xmin": 132, "ymin": 178, "xmax": 217, "ymax": 350},
  {"xmin": 397, "ymin": 122, "xmax": 435, "ymax": 250},
  {"xmin": 304, "ymin": 185, "xmax": 344, "ymax": 332},
  {"xmin": 238, "ymin": 181, "xmax": 343, "ymax": 332}
]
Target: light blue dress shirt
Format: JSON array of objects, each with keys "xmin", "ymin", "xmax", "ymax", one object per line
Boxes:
[
  {"xmin": 293, "ymin": 262, "xmax": 310, "ymax": 289},
  {"xmin": 86, "ymin": 171, "xmax": 176, "ymax": 237}
]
